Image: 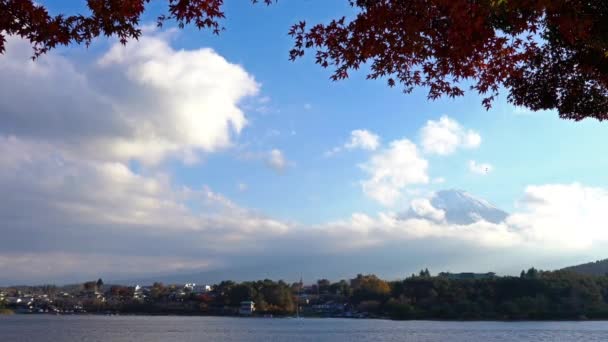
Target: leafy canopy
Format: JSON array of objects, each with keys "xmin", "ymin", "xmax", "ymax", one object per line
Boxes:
[{"xmin": 1, "ymin": 0, "xmax": 607, "ymax": 120}]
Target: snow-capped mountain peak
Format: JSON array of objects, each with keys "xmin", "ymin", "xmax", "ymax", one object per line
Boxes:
[{"xmin": 405, "ymin": 189, "xmax": 508, "ymax": 224}]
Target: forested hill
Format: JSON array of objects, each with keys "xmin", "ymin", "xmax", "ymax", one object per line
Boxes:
[{"xmin": 562, "ymin": 259, "xmax": 608, "ymax": 276}]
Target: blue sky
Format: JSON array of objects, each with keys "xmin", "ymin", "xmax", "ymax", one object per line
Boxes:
[
  {"xmin": 157, "ymin": 0, "xmax": 608, "ymax": 222},
  {"xmin": 1, "ymin": 1, "xmax": 607, "ymax": 284},
  {"xmin": 45, "ymin": 0, "xmax": 608, "ymax": 220}
]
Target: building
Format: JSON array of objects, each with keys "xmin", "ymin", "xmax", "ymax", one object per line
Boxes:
[
  {"xmin": 239, "ymin": 301, "xmax": 255, "ymax": 316},
  {"xmin": 133, "ymin": 285, "xmax": 146, "ymax": 301},
  {"xmin": 193, "ymin": 285, "xmax": 212, "ymax": 294},
  {"xmin": 184, "ymin": 283, "xmax": 211, "ymax": 294}
]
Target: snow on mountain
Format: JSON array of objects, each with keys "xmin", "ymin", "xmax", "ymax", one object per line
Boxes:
[{"xmin": 404, "ymin": 189, "xmax": 509, "ymax": 224}]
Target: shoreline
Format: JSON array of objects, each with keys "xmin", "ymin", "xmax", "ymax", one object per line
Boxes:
[
  {"xmin": 5, "ymin": 312, "xmax": 606, "ymax": 323},
  {"xmin": 0, "ymin": 309, "xmax": 14, "ymax": 315}
]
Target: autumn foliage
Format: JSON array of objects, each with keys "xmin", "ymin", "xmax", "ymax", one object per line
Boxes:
[{"xmin": 1, "ymin": 0, "xmax": 607, "ymax": 120}]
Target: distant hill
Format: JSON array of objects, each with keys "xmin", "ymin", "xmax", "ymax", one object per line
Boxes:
[{"xmin": 562, "ymin": 259, "xmax": 608, "ymax": 276}]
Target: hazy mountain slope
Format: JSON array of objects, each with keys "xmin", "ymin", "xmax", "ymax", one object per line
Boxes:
[{"xmin": 562, "ymin": 259, "xmax": 608, "ymax": 276}]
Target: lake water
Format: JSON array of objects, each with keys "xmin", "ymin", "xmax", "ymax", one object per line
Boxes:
[{"xmin": 1, "ymin": 315, "xmax": 607, "ymax": 341}]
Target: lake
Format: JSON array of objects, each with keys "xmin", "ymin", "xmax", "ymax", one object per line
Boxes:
[{"xmin": 1, "ymin": 315, "xmax": 607, "ymax": 341}]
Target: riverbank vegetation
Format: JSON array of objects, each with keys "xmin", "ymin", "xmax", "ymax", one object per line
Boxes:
[{"xmin": 3, "ymin": 269, "xmax": 608, "ymax": 320}]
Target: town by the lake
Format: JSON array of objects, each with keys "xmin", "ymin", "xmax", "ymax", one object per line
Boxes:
[{"xmin": 4, "ymin": 265, "xmax": 608, "ymax": 321}]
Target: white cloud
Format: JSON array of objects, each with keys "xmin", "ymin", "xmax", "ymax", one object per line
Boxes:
[
  {"xmin": 325, "ymin": 129, "xmax": 380, "ymax": 157},
  {"xmin": 420, "ymin": 116, "xmax": 481, "ymax": 155},
  {"xmin": 360, "ymin": 139, "xmax": 429, "ymax": 206},
  {"xmin": 237, "ymin": 182, "xmax": 248, "ymax": 192},
  {"xmin": 319, "ymin": 183, "xmax": 608, "ymax": 253},
  {"xmin": 0, "ymin": 135, "xmax": 292, "ymax": 280},
  {"xmin": 409, "ymin": 198, "xmax": 446, "ymax": 222},
  {"xmin": 1, "ymin": 141, "xmax": 607, "ymax": 283},
  {"xmin": 267, "ymin": 149, "xmax": 288, "ymax": 171},
  {"xmin": 318, "ymin": 211, "xmax": 519, "ymax": 250},
  {"xmin": 345, "ymin": 130, "xmax": 380, "ymax": 151},
  {"xmin": 3, "ymin": 35, "xmax": 608, "ymax": 284},
  {"xmin": 0, "ymin": 32, "xmax": 259, "ymax": 165},
  {"xmin": 468, "ymin": 160, "xmax": 494, "ymax": 175},
  {"xmin": 507, "ymin": 183, "xmax": 608, "ymax": 249}
]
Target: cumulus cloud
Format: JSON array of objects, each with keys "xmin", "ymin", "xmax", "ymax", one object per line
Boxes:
[
  {"xmin": 0, "ymin": 136, "xmax": 292, "ymax": 282},
  {"xmin": 0, "ymin": 33, "xmax": 291, "ymax": 283},
  {"xmin": 267, "ymin": 149, "xmax": 288, "ymax": 171},
  {"xmin": 468, "ymin": 160, "xmax": 494, "ymax": 175},
  {"xmin": 360, "ymin": 139, "xmax": 429, "ymax": 206},
  {"xmin": 1, "ymin": 141, "xmax": 607, "ymax": 283},
  {"xmin": 420, "ymin": 116, "xmax": 481, "ymax": 155},
  {"xmin": 409, "ymin": 198, "xmax": 446, "ymax": 222},
  {"xmin": 318, "ymin": 211, "xmax": 520, "ymax": 250},
  {"xmin": 319, "ymin": 183, "xmax": 608, "ymax": 255},
  {"xmin": 0, "ymin": 32, "xmax": 259, "ymax": 165},
  {"xmin": 507, "ymin": 183, "xmax": 608, "ymax": 249},
  {"xmin": 1, "ymin": 35, "xmax": 607, "ymax": 285},
  {"xmin": 345, "ymin": 130, "xmax": 381, "ymax": 151},
  {"xmin": 325, "ymin": 129, "xmax": 380, "ymax": 156}
]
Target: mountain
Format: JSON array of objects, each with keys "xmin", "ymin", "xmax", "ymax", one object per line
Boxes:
[
  {"xmin": 561, "ymin": 259, "xmax": 608, "ymax": 276},
  {"xmin": 432, "ymin": 189, "xmax": 509, "ymax": 224},
  {"xmin": 405, "ymin": 189, "xmax": 509, "ymax": 225}
]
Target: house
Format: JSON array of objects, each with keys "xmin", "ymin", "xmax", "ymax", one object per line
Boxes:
[
  {"xmin": 182, "ymin": 283, "xmax": 211, "ymax": 294},
  {"xmin": 133, "ymin": 285, "xmax": 146, "ymax": 301},
  {"xmin": 239, "ymin": 301, "xmax": 255, "ymax": 316},
  {"xmin": 200, "ymin": 285, "xmax": 212, "ymax": 293}
]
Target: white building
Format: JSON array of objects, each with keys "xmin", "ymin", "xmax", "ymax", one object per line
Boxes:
[
  {"xmin": 185, "ymin": 283, "xmax": 211, "ymax": 294},
  {"xmin": 133, "ymin": 285, "xmax": 146, "ymax": 300},
  {"xmin": 239, "ymin": 301, "xmax": 255, "ymax": 315}
]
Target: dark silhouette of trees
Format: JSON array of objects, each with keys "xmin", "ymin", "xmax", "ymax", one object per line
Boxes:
[
  {"xmin": 290, "ymin": 1, "xmax": 608, "ymax": 121},
  {"xmin": 227, "ymin": 284, "xmax": 254, "ymax": 306},
  {"xmin": 82, "ymin": 281, "xmax": 98, "ymax": 293},
  {"xmin": 419, "ymin": 269, "xmax": 431, "ymax": 278},
  {"xmin": 316, "ymin": 279, "xmax": 331, "ymax": 295},
  {"xmin": 380, "ymin": 269, "xmax": 608, "ymax": 320},
  {"xmin": 1, "ymin": 1, "xmax": 607, "ymax": 120}
]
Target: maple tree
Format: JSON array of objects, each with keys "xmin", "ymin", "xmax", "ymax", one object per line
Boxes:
[{"xmin": 1, "ymin": 0, "xmax": 607, "ymax": 120}]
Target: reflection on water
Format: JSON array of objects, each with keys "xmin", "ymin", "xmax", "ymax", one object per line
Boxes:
[{"xmin": 1, "ymin": 315, "xmax": 607, "ymax": 342}]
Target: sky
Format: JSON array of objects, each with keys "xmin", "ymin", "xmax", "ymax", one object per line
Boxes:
[{"xmin": 1, "ymin": 1, "xmax": 608, "ymax": 285}]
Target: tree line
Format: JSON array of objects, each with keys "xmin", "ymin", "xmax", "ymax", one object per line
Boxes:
[{"xmin": 57, "ymin": 268, "xmax": 608, "ymax": 320}]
